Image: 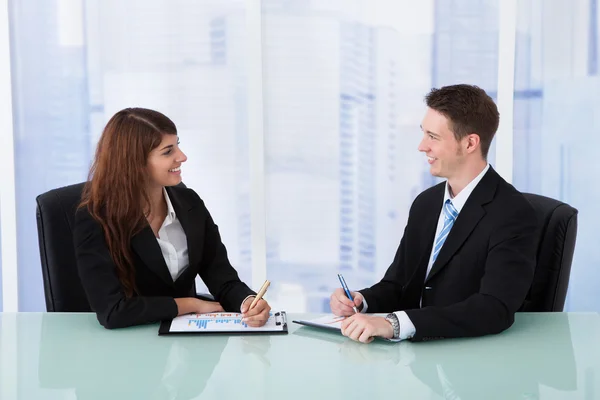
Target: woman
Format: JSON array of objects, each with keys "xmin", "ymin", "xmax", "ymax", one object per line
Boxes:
[{"xmin": 75, "ymin": 107, "xmax": 270, "ymax": 329}]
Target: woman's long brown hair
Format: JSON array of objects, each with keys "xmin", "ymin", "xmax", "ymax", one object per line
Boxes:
[{"xmin": 80, "ymin": 108, "xmax": 177, "ymax": 297}]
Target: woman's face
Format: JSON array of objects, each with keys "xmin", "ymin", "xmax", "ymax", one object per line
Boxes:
[{"xmin": 146, "ymin": 134, "xmax": 187, "ymax": 188}]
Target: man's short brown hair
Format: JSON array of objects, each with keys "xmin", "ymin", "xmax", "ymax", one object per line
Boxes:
[{"xmin": 425, "ymin": 84, "xmax": 499, "ymax": 160}]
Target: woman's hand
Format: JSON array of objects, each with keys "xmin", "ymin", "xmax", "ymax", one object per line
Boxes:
[
  {"xmin": 241, "ymin": 297, "xmax": 271, "ymax": 327},
  {"xmin": 175, "ymin": 298, "xmax": 224, "ymax": 315},
  {"xmin": 195, "ymin": 299, "xmax": 224, "ymax": 314}
]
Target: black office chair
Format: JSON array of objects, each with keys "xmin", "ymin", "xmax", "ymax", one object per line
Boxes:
[
  {"xmin": 36, "ymin": 182, "xmax": 211, "ymax": 312},
  {"xmin": 520, "ymin": 193, "xmax": 578, "ymax": 312}
]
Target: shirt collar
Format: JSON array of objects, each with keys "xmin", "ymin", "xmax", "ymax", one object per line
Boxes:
[
  {"xmin": 163, "ymin": 187, "xmax": 177, "ymax": 221},
  {"xmin": 444, "ymin": 164, "xmax": 490, "ymax": 213}
]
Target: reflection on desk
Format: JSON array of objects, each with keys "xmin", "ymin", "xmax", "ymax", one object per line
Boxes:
[
  {"xmin": 37, "ymin": 314, "xmax": 227, "ymax": 399},
  {"xmin": 405, "ymin": 313, "xmax": 579, "ymax": 399},
  {"xmin": 0, "ymin": 312, "xmax": 598, "ymax": 400},
  {"xmin": 291, "ymin": 312, "xmax": 596, "ymax": 400}
]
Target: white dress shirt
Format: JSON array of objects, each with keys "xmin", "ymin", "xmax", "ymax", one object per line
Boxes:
[
  {"xmin": 156, "ymin": 188, "xmax": 189, "ymax": 281},
  {"xmin": 362, "ymin": 164, "xmax": 490, "ymax": 341}
]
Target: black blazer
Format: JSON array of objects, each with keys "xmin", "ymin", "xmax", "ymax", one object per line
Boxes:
[
  {"xmin": 74, "ymin": 185, "xmax": 255, "ymax": 329},
  {"xmin": 360, "ymin": 167, "xmax": 538, "ymax": 341}
]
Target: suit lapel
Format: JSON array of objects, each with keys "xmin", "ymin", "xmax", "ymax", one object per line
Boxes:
[
  {"xmin": 425, "ymin": 167, "xmax": 499, "ymax": 283},
  {"xmin": 402, "ymin": 186, "xmax": 444, "ymax": 304},
  {"xmin": 416, "ymin": 187, "xmax": 444, "ymax": 276},
  {"xmin": 131, "ymin": 225, "xmax": 174, "ymax": 286},
  {"xmin": 166, "ymin": 186, "xmax": 203, "ymax": 281}
]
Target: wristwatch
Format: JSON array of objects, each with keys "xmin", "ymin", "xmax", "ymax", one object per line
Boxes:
[{"xmin": 385, "ymin": 313, "xmax": 400, "ymax": 339}]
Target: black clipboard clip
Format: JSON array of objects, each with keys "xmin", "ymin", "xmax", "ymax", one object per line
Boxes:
[{"xmin": 274, "ymin": 311, "xmax": 287, "ymax": 329}]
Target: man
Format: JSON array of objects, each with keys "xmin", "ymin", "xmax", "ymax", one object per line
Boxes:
[{"xmin": 330, "ymin": 84, "xmax": 537, "ymax": 343}]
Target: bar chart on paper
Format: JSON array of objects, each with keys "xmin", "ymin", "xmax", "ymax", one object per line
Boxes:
[
  {"xmin": 187, "ymin": 314, "xmax": 248, "ymax": 329},
  {"xmin": 164, "ymin": 312, "xmax": 288, "ymax": 334}
]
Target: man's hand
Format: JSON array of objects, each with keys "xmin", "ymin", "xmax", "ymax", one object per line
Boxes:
[
  {"xmin": 241, "ymin": 297, "xmax": 272, "ymax": 327},
  {"xmin": 330, "ymin": 288, "xmax": 364, "ymax": 316},
  {"xmin": 340, "ymin": 314, "xmax": 394, "ymax": 343}
]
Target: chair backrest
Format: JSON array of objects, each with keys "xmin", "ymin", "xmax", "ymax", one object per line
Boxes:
[
  {"xmin": 36, "ymin": 182, "xmax": 91, "ymax": 312},
  {"xmin": 520, "ymin": 193, "xmax": 578, "ymax": 312},
  {"xmin": 36, "ymin": 182, "xmax": 202, "ymax": 312}
]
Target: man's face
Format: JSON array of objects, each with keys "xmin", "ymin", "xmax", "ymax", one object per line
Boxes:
[{"xmin": 418, "ymin": 108, "xmax": 466, "ymax": 179}]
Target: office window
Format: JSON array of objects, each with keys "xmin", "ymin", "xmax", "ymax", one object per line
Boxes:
[
  {"xmin": 0, "ymin": 224, "xmax": 3, "ymax": 311},
  {"xmin": 513, "ymin": 0, "xmax": 600, "ymax": 311},
  {"xmin": 8, "ymin": 0, "xmax": 251, "ymax": 310},
  {"xmin": 262, "ymin": 0, "xmax": 500, "ymax": 312}
]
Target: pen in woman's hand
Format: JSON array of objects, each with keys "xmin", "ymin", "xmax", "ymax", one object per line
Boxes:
[{"xmin": 249, "ymin": 280, "xmax": 270, "ymax": 311}]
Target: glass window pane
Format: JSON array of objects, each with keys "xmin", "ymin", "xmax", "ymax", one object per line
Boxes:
[
  {"xmin": 9, "ymin": 0, "xmax": 250, "ymax": 310},
  {"xmin": 513, "ymin": 0, "xmax": 599, "ymax": 311},
  {"xmin": 0, "ymin": 221, "xmax": 3, "ymax": 311},
  {"xmin": 263, "ymin": 0, "xmax": 500, "ymax": 312}
]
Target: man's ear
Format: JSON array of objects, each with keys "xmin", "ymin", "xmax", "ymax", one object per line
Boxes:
[{"xmin": 465, "ymin": 133, "xmax": 481, "ymax": 154}]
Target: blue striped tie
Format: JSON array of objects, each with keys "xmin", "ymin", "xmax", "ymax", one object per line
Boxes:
[{"xmin": 432, "ymin": 199, "xmax": 458, "ymax": 262}]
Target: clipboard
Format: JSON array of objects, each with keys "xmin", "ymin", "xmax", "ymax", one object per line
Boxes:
[
  {"xmin": 292, "ymin": 314, "xmax": 345, "ymax": 332},
  {"xmin": 293, "ymin": 314, "xmax": 396, "ymax": 342},
  {"xmin": 159, "ymin": 311, "xmax": 288, "ymax": 335}
]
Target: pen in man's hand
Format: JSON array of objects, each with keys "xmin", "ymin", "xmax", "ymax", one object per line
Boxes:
[{"xmin": 337, "ymin": 274, "xmax": 358, "ymax": 314}]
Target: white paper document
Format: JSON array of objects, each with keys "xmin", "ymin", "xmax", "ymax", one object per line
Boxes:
[{"xmin": 164, "ymin": 311, "xmax": 287, "ymax": 334}]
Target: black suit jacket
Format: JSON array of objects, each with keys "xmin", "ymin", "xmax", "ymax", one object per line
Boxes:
[
  {"xmin": 74, "ymin": 185, "xmax": 255, "ymax": 329},
  {"xmin": 360, "ymin": 167, "xmax": 538, "ymax": 341}
]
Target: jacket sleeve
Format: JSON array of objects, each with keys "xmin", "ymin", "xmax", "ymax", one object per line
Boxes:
[
  {"xmin": 358, "ymin": 227, "xmax": 408, "ymax": 312},
  {"xmin": 193, "ymin": 193, "xmax": 255, "ymax": 312},
  {"xmin": 358, "ymin": 193, "xmax": 428, "ymax": 312},
  {"xmin": 74, "ymin": 208, "xmax": 178, "ymax": 329}
]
